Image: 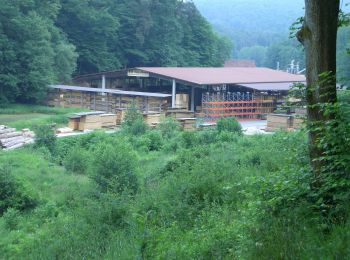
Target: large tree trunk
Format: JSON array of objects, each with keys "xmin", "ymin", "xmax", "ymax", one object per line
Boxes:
[{"xmin": 297, "ymin": 0, "xmax": 340, "ymax": 180}]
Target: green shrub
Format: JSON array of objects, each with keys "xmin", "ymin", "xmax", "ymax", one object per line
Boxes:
[
  {"xmin": 2, "ymin": 208, "xmax": 21, "ymax": 230},
  {"xmin": 157, "ymin": 117, "xmax": 181, "ymax": 139},
  {"xmin": 216, "ymin": 117, "xmax": 242, "ymax": 134},
  {"xmin": 91, "ymin": 141, "xmax": 138, "ymax": 194},
  {"xmin": 122, "ymin": 107, "xmax": 147, "ymax": 135},
  {"xmin": 34, "ymin": 125, "xmax": 57, "ymax": 153},
  {"xmin": 0, "ymin": 164, "xmax": 37, "ymax": 215},
  {"xmin": 63, "ymin": 148, "xmax": 91, "ymax": 174},
  {"xmin": 181, "ymin": 131, "xmax": 199, "ymax": 148},
  {"xmin": 144, "ymin": 130, "xmax": 164, "ymax": 151}
]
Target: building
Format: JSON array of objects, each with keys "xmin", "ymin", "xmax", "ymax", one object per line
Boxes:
[{"xmin": 48, "ymin": 67, "xmax": 306, "ymax": 121}]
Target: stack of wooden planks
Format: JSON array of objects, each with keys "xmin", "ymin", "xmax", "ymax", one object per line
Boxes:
[
  {"xmin": 266, "ymin": 114, "xmax": 292, "ymax": 132},
  {"xmin": 177, "ymin": 118, "xmax": 197, "ymax": 131},
  {"xmin": 266, "ymin": 114, "xmax": 305, "ymax": 132},
  {"xmin": 166, "ymin": 109, "xmax": 195, "ymax": 119},
  {"xmin": 68, "ymin": 112, "xmax": 118, "ymax": 131},
  {"xmin": 0, "ymin": 126, "xmax": 35, "ymax": 150},
  {"xmin": 143, "ymin": 113, "xmax": 164, "ymax": 127},
  {"xmin": 292, "ymin": 116, "xmax": 305, "ymax": 129},
  {"xmin": 100, "ymin": 114, "xmax": 118, "ymax": 128}
]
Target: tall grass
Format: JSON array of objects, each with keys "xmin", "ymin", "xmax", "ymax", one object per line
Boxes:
[{"xmin": 0, "ymin": 123, "xmax": 350, "ymax": 258}]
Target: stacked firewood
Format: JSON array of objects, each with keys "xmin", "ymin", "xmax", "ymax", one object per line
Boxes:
[{"xmin": 0, "ymin": 125, "xmax": 35, "ymax": 150}]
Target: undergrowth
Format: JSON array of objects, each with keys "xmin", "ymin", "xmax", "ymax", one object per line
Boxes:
[{"xmin": 0, "ymin": 108, "xmax": 349, "ymax": 259}]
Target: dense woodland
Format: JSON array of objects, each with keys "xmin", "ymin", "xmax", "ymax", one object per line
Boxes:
[
  {"xmin": 194, "ymin": 0, "xmax": 350, "ymax": 85},
  {"xmin": 0, "ymin": 0, "xmax": 231, "ymax": 103},
  {"xmin": 1, "ymin": 1, "xmax": 350, "ymax": 258}
]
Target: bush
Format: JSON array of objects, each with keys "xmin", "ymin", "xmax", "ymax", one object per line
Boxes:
[
  {"xmin": 34, "ymin": 125, "xmax": 57, "ymax": 153},
  {"xmin": 216, "ymin": 117, "xmax": 242, "ymax": 134},
  {"xmin": 122, "ymin": 107, "xmax": 147, "ymax": 136},
  {"xmin": 91, "ymin": 141, "xmax": 138, "ymax": 194},
  {"xmin": 63, "ymin": 148, "xmax": 91, "ymax": 174},
  {"xmin": 157, "ymin": 117, "xmax": 181, "ymax": 139},
  {"xmin": 145, "ymin": 130, "xmax": 164, "ymax": 151},
  {"xmin": 0, "ymin": 164, "xmax": 37, "ymax": 215}
]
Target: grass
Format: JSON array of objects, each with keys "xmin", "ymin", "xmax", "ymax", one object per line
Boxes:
[
  {"xmin": 0, "ymin": 104, "xmax": 88, "ymax": 129},
  {"xmin": 0, "ymin": 104, "xmax": 349, "ymax": 258}
]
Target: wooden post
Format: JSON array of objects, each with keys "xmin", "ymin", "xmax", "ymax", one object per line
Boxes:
[
  {"xmin": 102, "ymin": 74, "xmax": 106, "ymax": 96},
  {"xmin": 172, "ymin": 79, "xmax": 176, "ymax": 109},
  {"xmin": 191, "ymin": 86, "xmax": 195, "ymax": 112}
]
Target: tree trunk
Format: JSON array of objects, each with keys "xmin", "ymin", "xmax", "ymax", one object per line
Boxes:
[{"xmin": 297, "ymin": 0, "xmax": 340, "ymax": 179}]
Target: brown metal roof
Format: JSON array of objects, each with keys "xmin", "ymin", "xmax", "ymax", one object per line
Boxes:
[
  {"xmin": 137, "ymin": 67, "xmax": 306, "ymax": 86},
  {"xmin": 224, "ymin": 60, "xmax": 256, "ymax": 68}
]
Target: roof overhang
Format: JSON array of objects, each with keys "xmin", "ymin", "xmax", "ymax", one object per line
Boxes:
[
  {"xmin": 49, "ymin": 85, "xmax": 171, "ymax": 98},
  {"xmin": 237, "ymin": 82, "xmax": 306, "ymax": 91}
]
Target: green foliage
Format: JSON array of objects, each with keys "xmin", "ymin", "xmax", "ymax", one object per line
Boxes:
[
  {"xmin": 157, "ymin": 117, "xmax": 181, "ymax": 139},
  {"xmin": 63, "ymin": 147, "xmax": 91, "ymax": 175},
  {"xmin": 2, "ymin": 110, "xmax": 350, "ymax": 259},
  {"xmin": 0, "ymin": 0, "xmax": 77, "ymax": 103},
  {"xmin": 216, "ymin": 117, "xmax": 242, "ymax": 134},
  {"xmin": 34, "ymin": 125, "xmax": 57, "ymax": 153},
  {"xmin": 308, "ymin": 102, "xmax": 350, "ymax": 220},
  {"xmin": 57, "ymin": 0, "xmax": 231, "ymax": 74},
  {"xmin": 91, "ymin": 141, "xmax": 138, "ymax": 194},
  {"xmin": 0, "ymin": 164, "xmax": 37, "ymax": 215},
  {"xmin": 122, "ymin": 107, "xmax": 148, "ymax": 136},
  {"xmin": 238, "ymin": 45, "xmax": 267, "ymax": 66}
]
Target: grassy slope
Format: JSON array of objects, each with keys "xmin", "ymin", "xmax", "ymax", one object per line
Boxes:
[
  {"xmin": 0, "ymin": 104, "xmax": 87, "ymax": 129},
  {"xmin": 0, "ymin": 98, "xmax": 350, "ymax": 258}
]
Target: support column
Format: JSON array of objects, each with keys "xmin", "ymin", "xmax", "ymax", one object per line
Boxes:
[
  {"xmin": 102, "ymin": 74, "xmax": 106, "ymax": 96},
  {"xmin": 172, "ymin": 79, "xmax": 176, "ymax": 108},
  {"xmin": 191, "ymin": 86, "xmax": 195, "ymax": 112}
]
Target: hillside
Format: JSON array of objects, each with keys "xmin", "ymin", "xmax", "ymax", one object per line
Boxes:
[
  {"xmin": 193, "ymin": 0, "xmax": 304, "ymax": 33},
  {"xmin": 193, "ymin": 0, "xmax": 305, "ymax": 50}
]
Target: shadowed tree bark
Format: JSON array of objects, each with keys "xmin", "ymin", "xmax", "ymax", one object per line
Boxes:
[{"xmin": 297, "ymin": 0, "xmax": 340, "ymax": 180}]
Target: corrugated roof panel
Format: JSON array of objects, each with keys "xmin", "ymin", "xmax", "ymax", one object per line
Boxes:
[
  {"xmin": 238, "ymin": 82, "xmax": 306, "ymax": 91},
  {"xmin": 49, "ymin": 85, "xmax": 172, "ymax": 98},
  {"xmin": 137, "ymin": 67, "xmax": 306, "ymax": 85}
]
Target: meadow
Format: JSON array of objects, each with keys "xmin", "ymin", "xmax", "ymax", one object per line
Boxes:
[{"xmin": 0, "ymin": 95, "xmax": 350, "ymax": 259}]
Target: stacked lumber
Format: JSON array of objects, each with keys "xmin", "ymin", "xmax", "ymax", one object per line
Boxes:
[
  {"xmin": 143, "ymin": 113, "xmax": 164, "ymax": 127},
  {"xmin": 175, "ymin": 94, "xmax": 189, "ymax": 109},
  {"xmin": 68, "ymin": 116, "xmax": 80, "ymax": 130},
  {"xmin": 266, "ymin": 114, "xmax": 292, "ymax": 132},
  {"xmin": 177, "ymin": 118, "xmax": 197, "ymax": 131},
  {"xmin": 68, "ymin": 112, "xmax": 119, "ymax": 131},
  {"xmin": 78, "ymin": 113, "xmax": 103, "ymax": 131},
  {"xmin": 0, "ymin": 126, "xmax": 35, "ymax": 150},
  {"xmin": 292, "ymin": 116, "xmax": 305, "ymax": 129},
  {"xmin": 100, "ymin": 114, "xmax": 118, "ymax": 128},
  {"xmin": 115, "ymin": 109, "xmax": 127, "ymax": 125},
  {"xmin": 166, "ymin": 109, "xmax": 195, "ymax": 119}
]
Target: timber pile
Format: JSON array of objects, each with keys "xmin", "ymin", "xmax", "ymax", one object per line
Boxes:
[
  {"xmin": 78, "ymin": 113, "xmax": 102, "ymax": 131},
  {"xmin": 143, "ymin": 113, "xmax": 164, "ymax": 127},
  {"xmin": 100, "ymin": 114, "xmax": 118, "ymax": 128},
  {"xmin": 292, "ymin": 116, "xmax": 305, "ymax": 129},
  {"xmin": 177, "ymin": 118, "xmax": 197, "ymax": 131},
  {"xmin": 166, "ymin": 109, "xmax": 195, "ymax": 119},
  {"xmin": 175, "ymin": 94, "xmax": 189, "ymax": 109},
  {"xmin": 0, "ymin": 126, "xmax": 35, "ymax": 150},
  {"xmin": 48, "ymin": 90, "xmax": 167, "ymax": 114},
  {"xmin": 266, "ymin": 114, "xmax": 292, "ymax": 132},
  {"xmin": 266, "ymin": 114, "xmax": 305, "ymax": 132},
  {"xmin": 68, "ymin": 112, "xmax": 118, "ymax": 131}
]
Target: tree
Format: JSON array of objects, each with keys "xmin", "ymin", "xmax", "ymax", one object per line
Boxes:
[
  {"xmin": 0, "ymin": 0, "xmax": 77, "ymax": 103},
  {"xmin": 297, "ymin": 1, "xmax": 340, "ymax": 177}
]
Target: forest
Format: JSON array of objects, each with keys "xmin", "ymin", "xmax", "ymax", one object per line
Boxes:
[
  {"xmin": 194, "ymin": 0, "xmax": 350, "ymax": 85},
  {"xmin": 0, "ymin": 0, "xmax": 231, "ymax": 104},
  {"xmin": 1, "ymin": 0, "xmax": 350, "ymax": 259}
]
